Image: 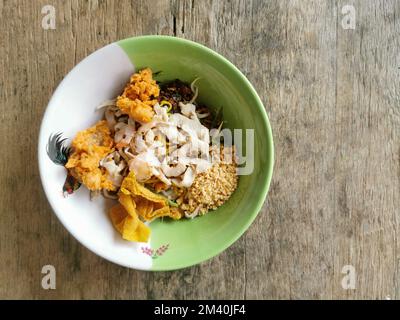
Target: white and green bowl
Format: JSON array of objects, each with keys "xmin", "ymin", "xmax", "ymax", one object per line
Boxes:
[{"xmin": 38, "ymin": 36, "xmax": 274, "ymax": 271}]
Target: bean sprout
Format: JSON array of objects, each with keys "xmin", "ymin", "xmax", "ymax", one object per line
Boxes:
[
  {"xmin": 102, "ymin": 189, "xmax": 118, "ymax": 200},
  {"xmin": 184, "ymin": 205, "xmax": 201, "ymax": 219},
  {"xmin": 189, "ymin": 77, "xmax": 200, "ymax": 103}
]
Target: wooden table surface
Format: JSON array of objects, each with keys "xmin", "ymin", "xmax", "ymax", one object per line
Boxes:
[{"xmin": 0, "ymin": 0, "xmax": 399, "ymax": 300}]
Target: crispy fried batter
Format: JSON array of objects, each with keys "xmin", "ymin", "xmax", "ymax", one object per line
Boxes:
[
  {"xmin": 65, "ymin": 120, "xmax": 114, "ymax": 191},
  {"xmin": 109, "ymin": 203, "xmax": 150, "ymax": 242},
  {"xmin": 116, "ymin": 68, "xmax": 159, "ymax": 123},
  {"xmin": 119, "ymin": 171, "xmax": 182, "ymax": 221}
]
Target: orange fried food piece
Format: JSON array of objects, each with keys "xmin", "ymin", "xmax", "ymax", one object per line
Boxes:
[
  {"xmin": 109, "ymin": 203, "xmax": 150, "ymax": 242},
  {"xmin": 65, "ymin": 120, "xmax": 114, "ymax": 191},
  {"xmin": 116, "ymin": 68, "xmax": 160, "ymax": 123},
  {"xmin": 119, "ymin": 171, "xmax": 182, "ymax": 221},
  {"xmin": 117, "ymin": 97, "xmax": 155, "ymax": 124}
]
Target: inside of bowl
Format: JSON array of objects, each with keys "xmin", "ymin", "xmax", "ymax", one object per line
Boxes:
[{"xmin": 118, "ymin": 37, "xmax": 273, "ymax": 270}]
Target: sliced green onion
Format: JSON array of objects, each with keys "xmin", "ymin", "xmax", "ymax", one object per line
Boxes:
[
  {"xmin": 168, "ymin": 199, "xmax": 179, "ymax": 207},
  {"xmin": 160, "ymin": 100, "xmax": 173, "ymax": 113}
]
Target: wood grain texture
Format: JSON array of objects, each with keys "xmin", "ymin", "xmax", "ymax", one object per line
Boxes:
[{"xmin": 0, "ymin": 0, "xmax": 399, "ymax": 299}]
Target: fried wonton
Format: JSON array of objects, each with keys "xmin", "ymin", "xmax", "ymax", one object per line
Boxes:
[
  {"xmin": 109, "ymin": 202, "xmax": 150, "ymax": 242},
  {"xmin": 116, "ymin": 68, "xmax": 159, "ymax": 123},
  {"xmin": 119, "ymin": 171, "xmax": 182, "ymax": 221},
  {"xmin": 65, "ymin": 120, "xmax": 114, "ymax": 191}
]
